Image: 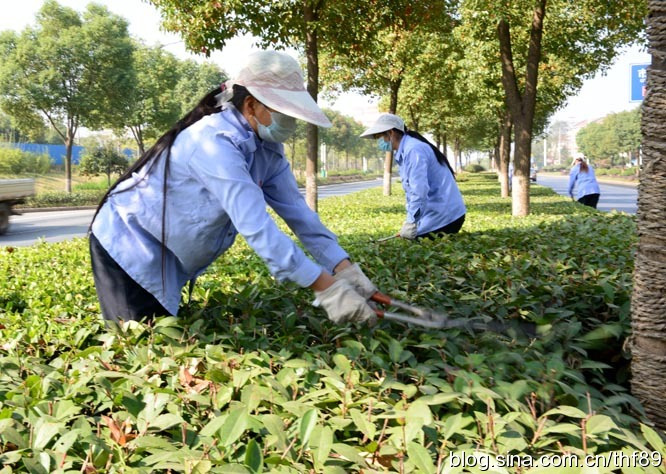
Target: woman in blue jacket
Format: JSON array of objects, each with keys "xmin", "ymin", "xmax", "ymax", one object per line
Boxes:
[
  {"xmin": 89, "ymin": 51, "xmax": 377, "ymax": 324},
  {"xmin": 360, "ymin": 114, "xmax": 466, "ymax": 239},
  {"xmin": 568, "ymin": 155, "xmax": 601, "ymax": 208}
]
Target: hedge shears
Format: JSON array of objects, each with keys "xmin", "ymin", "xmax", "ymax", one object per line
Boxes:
[{"xmin": 370, "ymin": 291, "xmax": 536, "ymax": 337}]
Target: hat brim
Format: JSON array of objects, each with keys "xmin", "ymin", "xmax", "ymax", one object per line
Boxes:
[
  {"xmin": 360, "ymin": 123, "xmax": 394, "ymax": 138},
  {"xmin": 248, "ymin": 86, "xmax": 331, "ymax": 128}
]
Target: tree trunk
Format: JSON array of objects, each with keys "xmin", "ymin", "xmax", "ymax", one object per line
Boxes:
[
  {"xmin": 383, "ymin": 80, "xmax": 401, "ymax": 196},
  {"xmin": 630, "ymin": 0, "xmax": 666, "ymax": 430},
  {"xmin": 129, "ymin": 125, "xmax": 145, "ymax": 156},
  {"xmin": 64, "ymin": 126, "xmax": 76, "ymax": 194},
  {"xmin": 497, "ymin": 0, "xmax": 546, "ymax": 216},
  {"xmin": 499, "ymin": 110, "xmax": 512, "ymax": 198},
  {"xmin": 453, "ymin": 138, "xmax": 462, "ymax": 172},
  {"xmin": 304, "ymin": 3, "xmax": 319, "ymax": 211}
]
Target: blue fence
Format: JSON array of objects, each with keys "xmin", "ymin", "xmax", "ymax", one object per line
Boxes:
[
  {"xmin": 8, "ymin": 143, "xmax": 136, "ymax": 166},
  {"xmin": 12, "ymin": 143, "xmax": 84, "ymax": 166}
]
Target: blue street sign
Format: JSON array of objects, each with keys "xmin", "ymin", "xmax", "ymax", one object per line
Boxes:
[{"xmin": 630, "ymin": 64, "xmax": 649, "ymax": 102}]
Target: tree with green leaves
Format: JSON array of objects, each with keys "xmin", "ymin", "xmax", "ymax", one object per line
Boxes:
[
  {"xmin": 119, "ymin": 44, "xmax": 181, "ymax": 155},
  {"xmin": 0, "ymin": 1, "xmax": 134, "ymax": 193},
  {"xmin": 321, "ymin": 4, "xmax": 456, "ymax": 196},
  {"xmin": 461, "ymin": 0, "xmax": 646, "ymax": 215},
  {"xmin": 147, "ymin": 0, "xmax": 385, "ymax": 211},
  {"xmin": 631, "ymin": 0, "xmax": 666, "ymax": 430},
  {"xmin": 173, "ymin": 60, "xmax": 227, "ymax": 117},
  {"xmin": 576, "ymin": 109, "xmax": 641, "ymax": 167},
  {"xmin": 78, "ymin": 145, "xmax": 130, "ymax": 186},
  {"xmin": 320, "ymin": 109, "xmax": 365, "ymax": 171}
]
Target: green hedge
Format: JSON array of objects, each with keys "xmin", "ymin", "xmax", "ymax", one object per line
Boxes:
[
  {"xmin": 1, "ymin": 176, "xmax": 663, "ymax": 473},
  {"xmin": 22, "ymin": 189, "xmax": 105, "ymax": 208}
]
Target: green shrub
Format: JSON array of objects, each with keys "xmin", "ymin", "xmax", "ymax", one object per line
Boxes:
[
  {"xmin": 73, "ymin": 179, "xmax": 111, "ymax": 191},
  {"xmin": 464, "ymin": 163, "xmax": 486, "ymax": 173},
  {"xmin": 0, "ymin": 145, "xmax": 52, "ymax": 174},
  {"xmin": 0, "ymin": 177, "xmax": 661, "ymax": 473}
]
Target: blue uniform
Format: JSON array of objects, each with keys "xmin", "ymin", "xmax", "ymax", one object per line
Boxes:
[
  {"xmin": 568, "ymin": 163, "xmax": 601, "ymax": 200},
  {"xmin": 394, "ymin": 135, "xmax": 466, "ymax": 235},
  {"xmin": 92, "ymin": 106, "xmax": 348, "ymax": 315}
]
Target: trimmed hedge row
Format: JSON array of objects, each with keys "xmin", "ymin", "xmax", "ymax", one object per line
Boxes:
[{"xmin": 1, "ymin": 174, "xmax": 664, "ymax": 473}]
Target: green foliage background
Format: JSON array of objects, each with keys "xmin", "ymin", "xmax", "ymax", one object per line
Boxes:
[{"xmin": 1, "ymin": 175, "xmax": 664, "ymax": 473}]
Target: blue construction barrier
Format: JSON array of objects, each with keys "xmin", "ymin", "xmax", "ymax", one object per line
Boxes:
[{"xmin": 12, "ymin": 143, "xmax": 84, "ymax": 165}]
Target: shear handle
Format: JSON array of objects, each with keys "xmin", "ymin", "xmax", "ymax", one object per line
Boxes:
[
  {"xmin": 370, "ymin": 291, "xmax": 392, "ymax": 306},
  {"xmin": 371, "ymin": 292, "xmax": 432, "ymax": 318}
]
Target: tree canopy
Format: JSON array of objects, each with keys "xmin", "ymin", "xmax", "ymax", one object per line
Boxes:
[
  {"xmin": 0, "ymin": 0, "xmax": 134, "ymax": 192},
  {"xmin": 577, "ymin": 108, "xmax": 641, "ymax": 166}
]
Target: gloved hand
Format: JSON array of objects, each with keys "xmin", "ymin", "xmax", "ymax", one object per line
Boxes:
[
  {"xmin": 314, "ymin": 279, "xmax": 377, "ymax": 325},
  {"xmin": 334, "ymin": 262, "xmax": 378, "ymax": 299},
  {"xmin": 399, "ymin": 221, "xmax": 418, "ymax": 240}
]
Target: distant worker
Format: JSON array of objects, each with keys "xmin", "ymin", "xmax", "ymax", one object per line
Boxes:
[
  {"xmin": 360, "ymin": 114, "xmax": 466, "ymax": 239},
  {"xmin": 568, "ymin": 155, "xmax": 601, "ymax": 208}
]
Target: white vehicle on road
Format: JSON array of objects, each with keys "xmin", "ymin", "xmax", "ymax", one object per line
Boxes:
[{"xmin": 0, "ymin": 178, "xmax": 35, "ymax": 234}]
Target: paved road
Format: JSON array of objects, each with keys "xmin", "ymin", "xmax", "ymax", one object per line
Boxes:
[
  {"xmin": 536, "ymin": 174, "xmax": 637, "ymax": 215},
  {"xmin": 1, "ymin": 179, "xmax": 384, "ymax": 247}
]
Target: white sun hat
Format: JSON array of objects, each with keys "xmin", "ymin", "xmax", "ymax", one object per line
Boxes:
[
  {"xmin": 216, "ymin": 50, "xmax": 331, "ymax": 128},
  {"xmin": 360, "ymin": 113, "xmax": 405, "ymax": 138}
]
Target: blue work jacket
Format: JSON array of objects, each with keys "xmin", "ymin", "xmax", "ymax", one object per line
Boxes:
[
  {"xmin": 92, "ymin": 106, "xmax": 348, "ymax": 314},
  {"xmin": 394, "ymin": 135, "xmax": 466, "ymax": 235},
  {"xmin": 568, "ymin": 164, "xmax": 601, "ymax": 200}
]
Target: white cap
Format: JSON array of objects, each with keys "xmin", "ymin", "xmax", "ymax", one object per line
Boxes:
[
  {"xmin": 360, "ymin": 113, "xmax": 405, "ymax": 137},
  {"xmin": 217, "ymin": 50, "xmax": 331, "ymax": 128}
]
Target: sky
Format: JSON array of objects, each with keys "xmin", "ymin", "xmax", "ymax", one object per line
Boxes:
[{"xmin": 0, "ymin": 0, "xmax": 652, "ymax": 129}]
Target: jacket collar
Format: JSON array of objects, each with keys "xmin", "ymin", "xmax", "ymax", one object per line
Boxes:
[
  {"xmin": 220, "ymin": 105, "xmax": 283, "ymax": 155},
  {"xmin": 395, "ymin": 134, "xmax": 408, "ymax": 164}
]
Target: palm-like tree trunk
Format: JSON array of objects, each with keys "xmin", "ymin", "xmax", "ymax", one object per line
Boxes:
[{"xmin": 630, "ymin": 0, "xmax": 666, "ymax": 430}]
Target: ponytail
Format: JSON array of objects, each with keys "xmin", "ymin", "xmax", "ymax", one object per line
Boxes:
[
  {"xmin": 91, "ymin": 86, "xmax": 224, "ymax": 224},
  {"xmin": 405, "ymin": 130, "xmax": 456, "ymax": 177}
]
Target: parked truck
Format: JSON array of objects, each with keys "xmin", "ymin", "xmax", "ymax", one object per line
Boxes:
[{"xmin": 0, "ymin": 178, "xmax": 35, "ymax": 235}]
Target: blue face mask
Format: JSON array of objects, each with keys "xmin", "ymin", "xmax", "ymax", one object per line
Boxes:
[
  {"xmin": 377, "ymin": 137, "xmax": 392, "ymax": 152},
  {"xmin": 256, "ymin": 111, "xmax": 297, "ymax": 143}
]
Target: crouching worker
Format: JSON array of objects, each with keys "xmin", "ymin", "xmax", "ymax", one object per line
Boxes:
[
  {"xmin": 360, "ymin": 114, "xmax": 466, "ymax": 240},
  {"xmin": 89, "ymin": 50, "xmax": 377, "ymax": 325}
]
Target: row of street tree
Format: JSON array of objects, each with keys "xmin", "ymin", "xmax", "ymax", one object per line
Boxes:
[
  {"xmin": 0, "ymin": 0, "xmax": 224, "ymax": 192},
  {"xmin": 147, "ymin": 0, "xmax": 646, "ymax": 215},
  {"xmin": 0, "ymin": 0, "xmax": 648, "ymax": 212}
]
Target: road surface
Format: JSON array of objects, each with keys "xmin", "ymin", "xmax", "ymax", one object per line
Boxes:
[
  {"xmin": 1, "ymin": 179, "xmax": 384, "ymax": 247},
  {"xmin": 535, "ymin": 174, "xmax": 637, "ymax": 215}
]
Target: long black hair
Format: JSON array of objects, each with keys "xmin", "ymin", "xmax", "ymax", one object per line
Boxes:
[
  {"xmin": 90, "ymin": 84, "xmax": 252, "ymax": 289},
  {"xmin": 404, "ymin": 129, "xmax": 456, "ymax": 177},
  {"xmin": 92, "ymin": 85, "xmax": 252, "ymax": 221}
]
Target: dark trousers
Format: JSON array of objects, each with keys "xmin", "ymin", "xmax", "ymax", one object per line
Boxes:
[
  {"xmin": 418, "ymin": 214, "xmax": 465, "ymax": 240},
  {"xmin": 578, "ymin": 193, "xmax": 600, "ymax": 209},
  {"xmin": 89, "ymin": 233, "xmax": 170, "ymax": 323}
]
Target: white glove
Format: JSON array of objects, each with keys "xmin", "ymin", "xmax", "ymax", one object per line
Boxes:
[
  {"xmin": 314, "ymin": 279, "xmax": 377, "ymax": 325},
  {"xmin": 399, "ymin": 221, "xmax": 418, "ymax": 240},
  {"xmin": 334, "ymin": 263, "xmax": 378, "ymax": 299}
]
